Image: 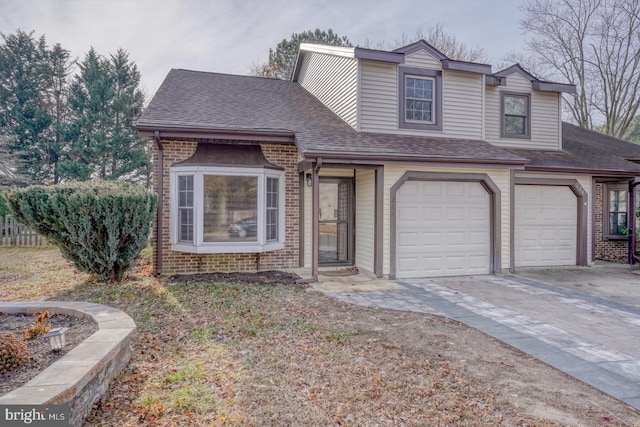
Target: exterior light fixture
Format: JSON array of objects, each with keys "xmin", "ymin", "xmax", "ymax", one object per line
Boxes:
[
  {"xmin": 43, "ymin": 327, "xmax": 69, "ymax": 351},
  {"xmin": 306, "ymin": 173, "xmax": 313, "ymax": 187}
]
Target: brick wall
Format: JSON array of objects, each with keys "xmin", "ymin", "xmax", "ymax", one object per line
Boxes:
[
  {"xmin": 152, "ymin": 140, "xmax": 300, "ymax": 274},
  {"xmin": 594, "ymin": 183, "xmax": 628, "ymax": 263}
]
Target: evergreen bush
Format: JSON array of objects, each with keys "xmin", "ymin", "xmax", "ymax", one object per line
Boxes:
[
  {"xmin": 6, "ymin": 181, "xmax": 157, "ymax": 282},
  {"xmin": 0, "ymin": 193, "xmax": 10, "ymax": 218}
]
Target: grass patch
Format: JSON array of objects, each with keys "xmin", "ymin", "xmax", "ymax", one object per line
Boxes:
[{"xmin": 3, "ymin": 247, "xmax": 635, "ymax": 426}]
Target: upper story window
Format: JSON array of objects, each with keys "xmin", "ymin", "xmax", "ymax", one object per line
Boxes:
[
  {"xmin": 399, "ymin": 67, "xmax": 442, "ymax": 131},
  {"xmin": 171, "ymin": 144, "xmax": 285, "ymax": 254},
  {"xmin": 501, "ymin": 92, "xmax": 530, "ymax": 139},
  {"xmin": 405, "ymin": 76, "xmax": 434, "ymax": 123}
]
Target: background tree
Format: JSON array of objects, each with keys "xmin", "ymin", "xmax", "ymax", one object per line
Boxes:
[
  {"xmin": 0, "ymin": 30, "xmax": 64, "ymax": 185},
  {"xmin": 520, "ymin": 0, "xmax": 640, "ymax": 139},
  {"xmin": 0, "ymin": 134, "xmax": 28, "ymax": 189},
  {"xmin": 62, "ymin": 48, "xmax": 150, "ymax": 183},
  {"xmin": 250, "ymin": 28, "xmax": 352, "ymax": 80},
  {"xmin": 363, "ymin": 23, "xmax": 490, "ymax": 63},
  {"xmin": 0, "ymin": 30, "xmax": 150, "ymax": 186}
]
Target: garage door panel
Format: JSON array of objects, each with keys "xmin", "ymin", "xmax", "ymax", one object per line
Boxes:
[
  {"xmin": 399, "ymin": 182, "xmax": 419, "ymax": 196},
  {"xmin": 397, "ymin": 231, "xmax": 419, "ymax": 246},
  {"xmin": 396, "ymin": 180, "xmax": 491, "ymax": 278},
  {"xmin": 445, "ymin": 184, "xmax": 466, "ymax": 197},
  {"xmin": 446, "ymin": 207, "xmax": 467, "ymax": 221},
  {"xmin": 423, "ymin": 233, "xmax": 443, "ymax": 246},
  {"xmin": 515, "ymin": 185, "xmax": 576, "ymax": 267}
]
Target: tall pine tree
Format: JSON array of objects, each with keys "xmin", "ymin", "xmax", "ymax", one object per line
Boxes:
[
  {"xmin": 0, "ymin": 30, "xmax": 64, "ymax": 185},
  {"xmin": 63, "ymin": 48, "xmax": 149, "ymax": 183}
]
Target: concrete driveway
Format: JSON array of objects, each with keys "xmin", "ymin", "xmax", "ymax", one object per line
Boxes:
[{"xmin": 313, "ymin": 262, "xmax": 640, "ymax": 411}]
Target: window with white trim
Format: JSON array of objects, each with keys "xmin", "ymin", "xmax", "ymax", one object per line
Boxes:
[
  {"xmin": 398, "ymin": 67, "xmax": 442, "ymax": 131},
  {"xmin": 501, "ymin": 92, "xmax": 531, "ymax": 138},
  {"xmin": 405, "ymin": 76, "xmax": 434, "ymax": 123},
  {"xmin": 170, "ymin": 166, "xmax": 285, "ymax": 254}
]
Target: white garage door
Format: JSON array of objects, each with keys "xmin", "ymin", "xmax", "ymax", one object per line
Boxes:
[
  {"xmin": 515, "ymin": 185, "xmax": 577, "ymax": 267},
  {"xmin": 396, "ymin": 181, "xmax": 491, "ymax": 278}
]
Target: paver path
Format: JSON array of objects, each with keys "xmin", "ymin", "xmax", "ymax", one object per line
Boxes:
[{"xmin": 319, "ymin": 274, "xmax": 640, "ymax": 410}]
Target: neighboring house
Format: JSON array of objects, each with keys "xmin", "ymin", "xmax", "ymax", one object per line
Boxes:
[{"xmin": 136, "ymin": 40, "xmax": 640, "ymax": 279}]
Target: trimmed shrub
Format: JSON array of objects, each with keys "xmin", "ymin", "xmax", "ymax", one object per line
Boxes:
[{"xmin": 6, "ymin": 181, "xmax": 157, "ymax": 282}]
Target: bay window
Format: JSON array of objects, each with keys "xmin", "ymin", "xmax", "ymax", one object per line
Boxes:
[{"xmin": 170, "ymin": 144, "xmax": 285, "ymax": 254}]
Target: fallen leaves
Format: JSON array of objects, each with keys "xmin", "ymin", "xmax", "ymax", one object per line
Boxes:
[{"xmin": 3, "ymin": 248, "xmax": 639, "ymax": 426}]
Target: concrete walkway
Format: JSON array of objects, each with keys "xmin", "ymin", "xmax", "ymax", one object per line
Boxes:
[{"xmin": 312, "ymin": 269, "xmax": 640, "ymax": 411}]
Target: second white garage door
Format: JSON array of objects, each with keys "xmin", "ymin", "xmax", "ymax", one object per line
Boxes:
[
  {"xmin": 515, "ymin": 185, "xmax": 577, "ymax": 267},
  {"xmin": 396, "ymin": 181, "xmax": 491, "ymax": 278}
]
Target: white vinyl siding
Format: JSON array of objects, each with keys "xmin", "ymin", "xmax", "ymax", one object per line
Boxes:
[
  {"xmin": 360, "ymin": 61, "xmax": 398, "ymax": 131},
  {"xmin": 355, "ymin": 169, "xmax": 375, "ymax": 274},
  {"xmin": 485, "ymin": 73, "xmax": 562, "ymax": 150},
  {"xmin": 360, "ymin": 61, "xmax": 483, "ymax": 139},
  {"xmin": 404, "ymin": 50, "xmax": 443, "ymax": 69},
  {"xmin": 442, "ymin": 71, "xmax": 484, "ymax": 138},
  {"xmin": 297, "ymin": 51, "xmax": 358, "ymax": 129}
]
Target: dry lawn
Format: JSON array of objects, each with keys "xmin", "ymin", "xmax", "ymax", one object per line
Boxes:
[{"xmin": 1, "ymin": 247, "xmax": 640, "ymax": 426}]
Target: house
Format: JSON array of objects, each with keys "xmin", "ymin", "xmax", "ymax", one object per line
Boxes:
[{"xmin": 136, "ymin": 40, "xmax": 640, "ymax": 279}]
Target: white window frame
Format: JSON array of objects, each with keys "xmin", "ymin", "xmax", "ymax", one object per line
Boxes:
[
  {"xmin": 169, "ymin": 166, "xmax": 285, "ymax": 254},
  {"xmin": 398, "ymin": 66, "xmax": 443, "ymax": 131},
  {"xmin": 404, "ymin": 75, "xmax": 435, "ymax": 124}
]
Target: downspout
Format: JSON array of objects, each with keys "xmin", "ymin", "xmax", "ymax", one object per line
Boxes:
[{"xmin": 154, "ymin": 131, "xmax": 163, "ymax": 275}]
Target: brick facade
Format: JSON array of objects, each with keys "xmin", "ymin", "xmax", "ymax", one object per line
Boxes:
[
  {"xmin": 152, "ymin": 140, "xmax": 300, "ymax": 274},
  {"xmin": 594, "ymin": 183, "xmax": 628, "ymax": 263}
]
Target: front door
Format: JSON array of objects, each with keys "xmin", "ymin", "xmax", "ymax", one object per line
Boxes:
[{"xmin": 319, "ymin": 178, "xmax": 353, "ymax": 265}]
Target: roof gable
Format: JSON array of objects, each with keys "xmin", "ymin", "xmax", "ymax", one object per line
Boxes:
[{"xmin": 492, "ymin": 64, "xmax": 576, "ymax": 93}]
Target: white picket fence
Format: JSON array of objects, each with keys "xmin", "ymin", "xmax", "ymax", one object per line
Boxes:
[{"xmin": 0, "ymin": 216, "xmax": 46, "ymax": 246}]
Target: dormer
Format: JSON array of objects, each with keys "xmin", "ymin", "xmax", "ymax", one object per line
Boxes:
[
  {"xmin": 484, "ymin": 64, "xmax": 576, "ymax": 150},
  {"xmin": 292, "ymin": 40, "xmax": 492, "ymax": 140}
]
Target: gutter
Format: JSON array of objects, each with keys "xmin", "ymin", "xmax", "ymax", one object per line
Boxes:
[
  {"xmin": 300, "ymin": 151, "xmax": 528, "ymax": 166},
  {"xmin": 523, "ymin": 165, "xmax": 640, "ymax": 176},
  {"xmin": 154, "ymin": 131, "xmax": 163, "ymax": 275},
  {"xmin": 137, "ymin": 124, "xmax": 295, "ymax": 144}
]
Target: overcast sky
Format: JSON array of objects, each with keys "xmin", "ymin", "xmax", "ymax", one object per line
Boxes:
[{"xmin": 0, "ymin": 0, "xmax": 527, "ymax": 99}]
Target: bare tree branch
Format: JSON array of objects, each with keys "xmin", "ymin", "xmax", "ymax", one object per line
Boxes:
[{"xmin": 521, "ymin": 0, "xmax": 640, "ymax": 138}]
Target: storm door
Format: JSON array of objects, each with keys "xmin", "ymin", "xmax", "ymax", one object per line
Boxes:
[{"xmin": 319, "ymin": 178, "xmax": 353, "ymax": 265}]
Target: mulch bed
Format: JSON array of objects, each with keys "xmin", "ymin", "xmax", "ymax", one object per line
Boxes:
[
  {"xmin": 0, "ymin": 312, "xmax": 98, "ymax": 395},
  {"xmin": 169, "ymin": 270, "xmax": 303, "ymax": 287}
]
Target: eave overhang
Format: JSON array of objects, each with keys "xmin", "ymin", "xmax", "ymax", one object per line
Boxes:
[
  {"xmin": 136, "ymin": 124, "xmax": 296, "ymax": 143},
  {"xmin": 300, "ymin": 150, "xmax": 528, "ymax": 166},
  {"xmin": 441, "ymin": 59, "xmax": 492, "ymax": 75},
  {"xmin": 532, "ymin": 81, "xmax": 577, "ymax": 93},
  {"xmin": 522, "ymin": 165, "xmax": 640, "ymax": 176}
]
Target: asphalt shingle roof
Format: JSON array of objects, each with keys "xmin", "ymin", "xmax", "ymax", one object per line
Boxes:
[
  {"xmin": 138, "ymin": 69, "xmax": 640, "ymax": 174},
  {"xmin": 506, "ymin": 123, "xmax": 640, "ymax": 175},
  {"xmin": 137, "ymin": 69, "xmax": 526, "ymax": 164}
]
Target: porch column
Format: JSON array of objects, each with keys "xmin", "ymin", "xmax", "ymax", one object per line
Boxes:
[
  {"xmin": 312, "ymin": 159, "xmax": 322, "ymax": 279},
  {"xmin": 374, "ymin": 166, "xmax": 384, "ymax": 277}
]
